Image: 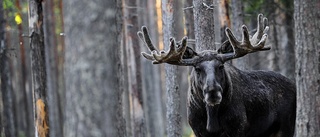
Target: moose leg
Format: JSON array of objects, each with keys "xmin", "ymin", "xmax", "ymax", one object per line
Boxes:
[{"xmin": 277, "ymin": 116, "xmax": 295, "ymax": 137}]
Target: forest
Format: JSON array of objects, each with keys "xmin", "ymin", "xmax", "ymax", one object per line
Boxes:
[{"xmin": 0, "ymin": 0, "xmax": 319, "ymax": 137}]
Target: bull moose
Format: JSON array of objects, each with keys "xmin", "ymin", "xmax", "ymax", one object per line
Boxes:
[{"xmin": 138, "ymin": 14, "xmax": 296, "ymax": 137}]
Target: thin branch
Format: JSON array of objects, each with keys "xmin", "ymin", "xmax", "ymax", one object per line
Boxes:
[
  {"xmin": 123, "ymin": 4, "xmax": 144, "ymax": 10},
  {"xmin": 183, "ymin": 6, "xmax": 194, "ymax": 10},
  {"xmin": 202, "ymin": 2, "xmax": 214, "ymax": 10}
]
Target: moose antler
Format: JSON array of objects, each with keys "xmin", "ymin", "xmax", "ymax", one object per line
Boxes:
[
  {"xmin": 138, "ymin": 26, "xmax": 199, "ymax": 66},
  {"xmin": 139, "ymin": 14, "xmax": 270, "ymax": 65},
  {"xmin": 220, "ymin": 14, "xmax": 270, "ymax": 61}
]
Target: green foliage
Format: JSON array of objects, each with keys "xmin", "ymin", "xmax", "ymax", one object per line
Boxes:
[
  {"xmin": 243, "ymin": 0, "xmax": 293, "ymax": 23},
  {"xmin": 244, "ymin": 0, "xmax": 264, "ymax": 14},
  {"xmin": 244, "ymin": 0, "xmax": 293, "ymax": 14},
  {"xmin": 3, "ymin": 0, "xmax": 15, "ymax": 10}
]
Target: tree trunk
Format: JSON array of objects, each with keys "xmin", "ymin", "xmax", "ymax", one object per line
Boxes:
[
  {"xmin": 120, "ymin": 21, "xmax": 131, "ymax": 137},
  {"xmin": 0, "ymin": 2, "xmax": 16, "ymax": 135},
  {"xmin": 162, "ymin": 0, "xmax": 182, "ymax": 136},
  {"xmin": 0, "ymin": 47, "xmax": 16, "ymax": 137},
  {"xmin": 123, "ymin": 0, "xmax": 146, "ymax": 136},
  {"xmin": 43, "ymin": 0, "xmax": 63, "ymax": 136},
  {"xmin": 16, "ymin": 0, "xmax": 34, "ymax": 136},
  {"xmin": 63, "ymin": 0, "xmax": 125, "ymax": 136},
  {"xmin": 170, "ymin": 0, "xmax": 189, "ymax": 131},
  {"xmin": 219, "ymin": 0, "xmax": 230, "ymax": 43},
  {"xmin": 57, "ymin": 0, "xmax": 66, "ymax": 130},
  {"xmin": 230, "ymin": 0, "xmax": 248, "ymax": 70},
  {"xmin": 294, "ymin": 0, "xmax": 320, "ymax": 136},
  {"xmin": 28, "ymin": 0, "xmax": 50, "ymax": 136},
  {"xmin": 184, "ymin": 0, "xmax": 195, "ymax": 41},
  {"xmin": 140, "ymin": 1, "xmax": 165, "ymax": 137},
  {"xmin": 193, "ymin": 0, "xmax": 216, "ymax": 51}
]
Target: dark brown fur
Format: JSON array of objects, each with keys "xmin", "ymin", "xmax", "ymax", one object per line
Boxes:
[{"xmin": 187, "ymin": 62, "xmax": 296, "ymax": 137}]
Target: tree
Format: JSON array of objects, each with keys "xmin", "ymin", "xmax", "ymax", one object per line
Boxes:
[
  {"xmin": 184, "ymin": 0, "xmax": 195, "ymax": 42},
  {"xmin": 28, "ymin": 0, "xmax": 49, "ymax": 136},
  {"xmin": 43, "ymin": 0, "xmax": 63, "ymax": 136},
  {"xmin": 123, "ymin": 0, "xmax": 146, "ymax": 136},
  {"xmin": 63, "ymin": 0, "xmax": 125, "ymax": 136},
  {"xmin": 294, "ymin": 0, "xmax": 320, "ymax": 136},
  {"xmin": 193, "ymin": 0, "xmax": 216, "ymax": 50},
  {"xmin": 162, "ymin": 0, "xmax": 181, "ymax": 136},
  {"xmin": 0, "ymin": 0, "xmax": 16, "ymax": 135},
  {"xmin": 219, "ymin": 0, "xmax": 230, "ymax": 42},
  {"xmin": 140, "ymin": 1, "xmax": 165, "ymax": 137},
  {"xmin": 16, "ymin": 0, "xmax": 34, "ymax": 136}
]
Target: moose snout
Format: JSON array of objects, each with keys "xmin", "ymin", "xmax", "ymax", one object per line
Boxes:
[{"xmin": 203, "ymin": 84, "xmax": 223, "ymax": 106}]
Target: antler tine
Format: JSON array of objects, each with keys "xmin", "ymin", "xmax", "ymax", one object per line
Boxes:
[
  {"xmin": 251, "ymin": 14, "xmax": 269, "ymax": 44},
  {"xmin": 152, "ymin": 38, "xmax": 176, "ymax": 62},
  {"xmin": 138, "ymin": 26, "xmax": 159, "ymax": 61},
  {"xmin": 140, "ymin": 26, "xmax": 158, "ymax": 51},
  {"xmin": 220, "ymin": 14, "xmax": 270, "ymax": 62}
]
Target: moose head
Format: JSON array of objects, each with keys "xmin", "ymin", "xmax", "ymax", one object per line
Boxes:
[{"xmin": 138, "ymin": 14, "xmax": 270, "ymax": 106}]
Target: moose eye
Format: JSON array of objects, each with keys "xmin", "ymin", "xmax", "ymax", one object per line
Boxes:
[
  {"xmin": 218, "ymin": 65, "xmax": 224, "ymax": 70},
  {"xmin": 195, "ymin": 67, "xmax": 201, "ymax": 75},
  {"xmin": 195, "ymin": 67, "xmax": 201, "ymax": 72}
]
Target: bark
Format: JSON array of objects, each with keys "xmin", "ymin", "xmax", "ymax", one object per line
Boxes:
[
  {"xmin": 43, "ymin": 0, "xmax": 63, "ymax": 136},
  {"xmin": 172, "ymin": 0, "xmax": 189, "ymax": 130},
  {"xmin": 124, "ymin": 0, "xmax": 146, "ymax": 136},
  {"xmin": 121, "ymin": 2, "xmax": 131, "ymax": 136},
  {"xmin": 294, "ymin": 0, "xmax": 320, "ymax": 136},
  {"xmin": 57, "ymin": 0, "xmax": 66, "ymax": 128},
  {"xmin": 162, "ymin": 0, "xmax": 181, "ymax": 136},
  {"xmin": 193, "ymin": 0, "xmax": 216, "ymax": 51},
  {"xmin": 16, "ymin": 0, "xmax": 34, "ymax": 136},
  {"xmin": 0, "ymin": 49, "xmax": 16, "ymax": 137},
  {"xmin": 184, "ymin": 0, "xmax": 195, "ymax": 41},
  {"xmin": 0, "ymin": 2, "xmax": 16, "ymax": 135},
  {"xmin": 120, "ymin": 22, "xmax": 131, "ymax": 137},
  {"xmin": 63, "ymin": 0, "xmax": 125, "ymax": 136},
  {"xmin": 230, "ymin": 0, "xmax": 248, "ymax": 70},
  {"xmin": 28, "ymin": 0, "xmax": 50, "ymax": 136},
  {"xmin": 140, "ymin": 1, "xmax": 165, "ymax": 137},
  {"xmin": 219, "ymin": 0, "xmax": 230, "ymax": 42}
]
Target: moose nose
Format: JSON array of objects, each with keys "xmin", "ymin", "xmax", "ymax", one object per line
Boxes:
[
  {"xmin": 204, "ymin": 91, "xmax": 222, "ymax": 106},
  {"xmin": 203, "ymin": 82, "xmax": 223, "ymax": 106},
  {"xmin": 203, "ymin": 79, "xmax": 222, "ymax": 94}
]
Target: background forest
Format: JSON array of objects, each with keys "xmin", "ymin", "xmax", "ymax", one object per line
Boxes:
[{"xmin": 0, "ymin": 0, "xmax": 319, "ymax": 137}]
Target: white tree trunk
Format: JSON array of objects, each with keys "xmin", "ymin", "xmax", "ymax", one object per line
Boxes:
[
  {"xmin": 294, "ymin": 0, "xmax": 320, "ymax": 136},
  {"xmin": 63, "ymin": 0, "xmax": 125, "ymax": 136}
]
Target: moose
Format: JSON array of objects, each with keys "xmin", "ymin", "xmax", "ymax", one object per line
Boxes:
[{"xmin": 138, "ymin": 14, "xmax": 296, "ymax": 137}]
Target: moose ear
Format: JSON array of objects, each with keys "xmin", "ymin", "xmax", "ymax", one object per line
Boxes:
[
  {"xmin": 182, "ymin": 46, "xmax": 198, "ymax": 59},
  {"xmin": 217, "ymin": 40, "xmax": 234, "ymax": 54}
]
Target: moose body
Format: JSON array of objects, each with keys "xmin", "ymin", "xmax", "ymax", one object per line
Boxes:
[
  {"xmin": 138, "ymin": 14, "xmax": 296, "ymax": 137},
  {"xmin": 188, "ymin": 61, "xmax": 296, "ymax": 137}
]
